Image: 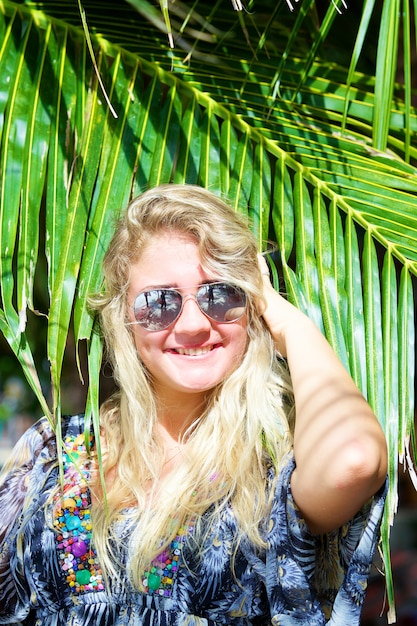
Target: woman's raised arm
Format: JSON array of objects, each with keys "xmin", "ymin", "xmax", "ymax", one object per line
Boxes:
[{"xmin": 259, "ymin": 256, "xmax": 388, "ymax": 534}]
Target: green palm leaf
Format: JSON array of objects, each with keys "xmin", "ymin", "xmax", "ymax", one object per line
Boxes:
[{"xmin": 0, "ymin": 2, "xmax": 416, "ymax": 620}]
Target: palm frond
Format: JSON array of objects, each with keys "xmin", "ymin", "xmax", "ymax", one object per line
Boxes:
[{"xmin": 0, "ymin": 2, "xmax": 416, "ymax": 621}]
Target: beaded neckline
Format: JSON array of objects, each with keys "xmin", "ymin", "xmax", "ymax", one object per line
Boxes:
[
  {"xmin": 53, "ymin": 430, "xmax": 191, "ymax": 598},
  {"xmin": 142, "ymin": 523, "xmax": 192, "ymax": 596},
  {"xmin": 53, "ymin": 433, "xmax": 104, "ymax": 594}
]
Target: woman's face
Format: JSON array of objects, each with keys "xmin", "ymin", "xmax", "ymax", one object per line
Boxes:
[{"xmin": 127, "ymin": 230, "xmax": 248, "ymax": 407}]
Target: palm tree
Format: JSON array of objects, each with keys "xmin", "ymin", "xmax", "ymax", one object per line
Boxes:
[{"xmin": 0, "ymin": 0, "xmax": 416, "ymax": 619}]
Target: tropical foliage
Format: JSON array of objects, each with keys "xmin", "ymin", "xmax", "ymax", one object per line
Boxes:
[{"xmin": 0, "ymin": 0, "xmax": 416, "ymax": 620}]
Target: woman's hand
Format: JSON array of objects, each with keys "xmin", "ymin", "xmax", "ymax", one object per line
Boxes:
[
  {"xmin": 257, "ymin": 253, "xmax": 308, "ymax": 357},
  {"xmin": 258, "ymin": 254, "xmax": 388, "ymax": 535}
]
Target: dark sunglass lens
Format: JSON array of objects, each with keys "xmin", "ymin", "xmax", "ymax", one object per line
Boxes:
[
  {"xmin": 197, "ymin": 284, "xmax": 246, "ymax": 322},
  {"xmin": 134, "ymin": 289, "xmax": 182, "ymax": 330}
]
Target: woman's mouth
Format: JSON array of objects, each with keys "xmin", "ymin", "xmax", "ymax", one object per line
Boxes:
[{"xmin": 173, "ymin": 345, "xmax": 217, "ymax": 356}]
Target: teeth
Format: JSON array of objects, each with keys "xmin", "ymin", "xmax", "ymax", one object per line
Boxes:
[{"xmin": 175, "ymin": 346, "xmax": 213, "ymax": 356}]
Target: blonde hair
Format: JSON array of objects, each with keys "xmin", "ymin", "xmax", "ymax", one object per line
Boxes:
[{"xmin": 91, "ymin": 184, "xmax": 294, "ymax": 589}]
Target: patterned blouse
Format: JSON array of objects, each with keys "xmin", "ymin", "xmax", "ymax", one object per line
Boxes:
[{"xmin": 0, "ymin": 414, "xmax": 386, "ymax": 625}]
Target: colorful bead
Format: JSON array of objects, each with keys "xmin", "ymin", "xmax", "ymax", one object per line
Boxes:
[
  {"xmin": 54, "ymin": 432, "xmax": 192, "ymax": 598},
  {"xmin": 54, "ymin": 434, "xmax": 104, "ymax": 594},
  {"xmin": 142, "ymin": 524, "xmax": 190, "ymax": 597}
]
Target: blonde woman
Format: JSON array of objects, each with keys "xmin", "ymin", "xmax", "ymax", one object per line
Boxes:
[{"xmin": 0, "ymin": 184, "xmax": 387, "ymax": 625}]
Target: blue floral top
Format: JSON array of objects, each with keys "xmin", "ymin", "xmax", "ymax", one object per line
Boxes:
[{"xmin": 0, "ymin": 414, "xmax": 387, "ymax": 625}]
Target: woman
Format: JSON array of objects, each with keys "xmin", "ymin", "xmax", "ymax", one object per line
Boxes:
[{"xmin": 0, "ymin": 184, "xmax": 387, "ymax": 625}]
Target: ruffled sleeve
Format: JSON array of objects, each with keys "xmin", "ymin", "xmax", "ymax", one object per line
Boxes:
[
  {"xmin": 0, "ymin": 417, "xmax": 56, "ymax": 623},
  {"xmin": 265, "ymin": 454, "xmax": 387, "ymax": 626}
]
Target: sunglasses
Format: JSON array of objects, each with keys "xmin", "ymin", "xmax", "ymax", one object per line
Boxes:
[{"xmin": 132, "ymin": 282, "xmax": 247, "ymax": 331}]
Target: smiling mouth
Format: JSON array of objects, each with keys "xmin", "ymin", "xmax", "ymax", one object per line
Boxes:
[{"xmin": 174, "ymin": 345, "xmax": 216, "ymax": 356}]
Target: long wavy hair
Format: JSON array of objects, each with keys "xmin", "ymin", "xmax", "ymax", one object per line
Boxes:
[{"xmin": 91, "ymin": 184, "xmax": 295, "ymax": 589}]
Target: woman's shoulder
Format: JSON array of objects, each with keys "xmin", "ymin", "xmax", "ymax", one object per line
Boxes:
[
  {"xmin": 60, "ymin": 413, "xmax": 90, "ymax": 439},
  {"xmin": 36, "ymin": 412, "xmax": 88, "ymax": 441},
  {"xmin": 0, "ymin": 414, "xmax": 86, "ymax": 478},
  {"xmin": 0, "ymin": 414, "xmax": 88, "ymax": 533}
]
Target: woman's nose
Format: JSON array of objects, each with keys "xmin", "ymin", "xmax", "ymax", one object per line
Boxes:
[{"xmin": 173, "ymin": 296, "xmax": 212, "ymax": 334}]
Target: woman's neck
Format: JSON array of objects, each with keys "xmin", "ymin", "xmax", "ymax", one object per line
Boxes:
[{"xmin": 155, "ymin": 394, "xmax": 208, "ymax": 441}]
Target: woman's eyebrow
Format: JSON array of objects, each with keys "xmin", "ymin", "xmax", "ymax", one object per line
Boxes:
[{"xmin": 136, "ymin": 280, "xmax": 221, "ymax": 292}]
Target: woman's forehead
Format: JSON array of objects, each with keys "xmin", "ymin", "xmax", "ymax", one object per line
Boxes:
[{"xmin": 128, "ymin": 233, "xmax": 219, "ymax": 293}]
